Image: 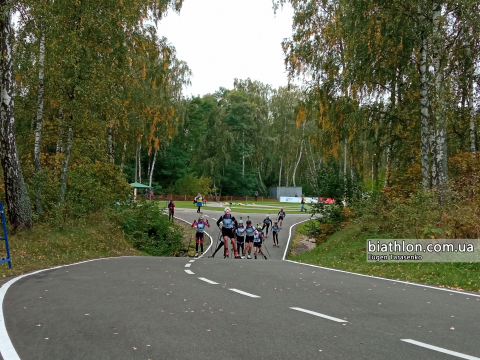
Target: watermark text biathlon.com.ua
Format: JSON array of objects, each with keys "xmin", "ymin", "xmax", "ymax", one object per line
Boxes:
[{"xmin": 366, "ymin": 239, "xmax": 479, "ymax": 262}]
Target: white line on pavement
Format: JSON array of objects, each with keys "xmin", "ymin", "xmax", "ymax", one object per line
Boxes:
[
  {"xmin": 0, "ymin": 257, "xmax": 117, "ymax": 360},
  {"xmin": 184, "ymin": 263, "xmax": 191, "ymax": 268},
  {"xmin": 289, "ymin": 307, "xmax": 347, "ymax": 323},
  {"xmin": 184, "ymin": 270, "xmax": 195, "ymax": 275},
  {"xmin": 401, "ymin": 339, "xmax": 480, "ymax": 360},
  {"xmin": 189, "ymin": 260, "xmax": 195, "ymax": 263},
  {"xmin": 283, "ymin": 220, "xmax": 480, "ymax": 298},
  {"xmin": 228, "ymin": 288, "xmax": 261, "ymax": 298},
  {"xmin": 198, "ymin": 277, "xmax": 219, "ymax": 285},
  {"xmin": 283, "ymin": 219, "xmax": 310, "ymax": 260}
]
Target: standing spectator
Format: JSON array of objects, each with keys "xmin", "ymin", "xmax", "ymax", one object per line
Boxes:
[
  {"xmin": 254, "ymin": 191, "xmax": 258, "ymax": 202},
  {"xmin": 300, "ymin": 194, "xmax": 306, "ymax": 212},
  {"xmin": 203, "ymin": 196, "xmax": 207, "ymax": 206},
  {"xmin": 149, "ymin": 189, "xmax": 154, "ymax": 200},
  {"xmin": 277, "ymin": 207, "xmax": 286, "ymax": 229},
  {"xmin": 195, "ymin": 193, "xmax": 203, "ymax": 213},
  {"xmin": 143, "ymin": 188, "xmax": 148, "ymax": 199},
  {"xmin": 168, "ymin": 200, "xmax": 175, "ymax": 221}
]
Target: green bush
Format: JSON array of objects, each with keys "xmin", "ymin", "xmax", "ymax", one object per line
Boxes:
[
  {"xmin": 306, "ymin": 202, "xmax": 352, "ymax": 243},
  {"xmin": 112, "ymin": 200, "xmax": 183, "ymax": 256},
  {"xmin": 62, "ymin": 161, "xmax": 131, "ymax": 218}
]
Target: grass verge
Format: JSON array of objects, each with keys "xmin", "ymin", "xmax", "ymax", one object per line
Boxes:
[
  {"xmin": 287, "ymin": 223, "xmax": 480, "ymax": 293},
  {"xmin": 168, "ymin": 201, "xmax": 310, "ymax": 214},
  {"xmin": 0, "ymin": 214, "xmax": 142, "ymax": 281}
]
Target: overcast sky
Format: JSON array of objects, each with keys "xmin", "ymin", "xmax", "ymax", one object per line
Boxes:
[{"xmin": 156, "ymin": 0, "xmax": 294, "ymax": 97}]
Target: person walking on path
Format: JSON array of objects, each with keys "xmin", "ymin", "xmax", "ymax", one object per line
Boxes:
[
  {"xmin": 300, "ymin": 194, "xmax": 306, "ymax": 212},
  {"xmin": 271, "ymin": 221, "xmax": 280, "ymax": 247},
  {"xmin": 203, "ymin": 197, "xmax": 207, "ymax": 206},
  {"xmin": 253, "ymin": 225, "xmax": 267, "ymax": 259},
  {"xmin": 191, "ymin": 215, "xmax": 210, "ymax": 257},
  {"xmin": 262, "ymin": 215, "xmax": 272, "ymax": 237},
  {"xmin": 168, "ymin": 200, "xmax": 175, "ymax": 221},
  {"xmin": 195, "ymin": 193, "xmax": 203, "ymax": 213},
  {"xmin": 254, "ymin": 191, "xmax": 258, "ymax": 202},
  {"xmin": 216, "ymin": 207, "xmax": 240, "ymax": 258},
  {"xmin": 277, "ymin": 207, "xmax": 286, "ymax": 229}
]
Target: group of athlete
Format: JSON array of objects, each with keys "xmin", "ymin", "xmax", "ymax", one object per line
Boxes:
[{"xmin": 191, "ymin": 207, "xmax": 287, "ymax": 259}]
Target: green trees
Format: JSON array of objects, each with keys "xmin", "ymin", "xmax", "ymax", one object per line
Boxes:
[
  {"xmin": 273, "ymin": 0, "xmax": 480, "ymax": 198},
  {"xmin": 0, "ymin": 0, "xmax": 189, "ymax": 228}
]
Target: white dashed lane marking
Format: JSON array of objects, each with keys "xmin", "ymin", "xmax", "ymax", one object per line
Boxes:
[
  {"xmin": 184, "ymin": 264, "xmax": 191, "ymax": 268},
  {"xmin": 401, "ymin": 339, "xmax": 480, "ymax": 360},
  {"xmin": 289, "ymin": 307, "xmax": 347, "ymax": 323},
  {"xmin": 184, "ymin": 270, "xmax": 194, "ymax": 275},
  {"xmin": 189, "ymin": 260, "xmax": 195, "ymax": 263},
  {"xmin": 198, "ymin": 278, "xmax": 219, "ymax": 285},
  {"xmin": 228, "ymin": 289, "xmax": 261, "ymax": 298}
]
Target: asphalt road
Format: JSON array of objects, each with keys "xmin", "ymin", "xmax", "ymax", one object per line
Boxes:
[{"xmin": 1, "ymin": 208, "xmax": 479, "ymax": 359}]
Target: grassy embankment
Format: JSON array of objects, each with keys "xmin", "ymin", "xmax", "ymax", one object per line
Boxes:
[
  {"xmin": 288, "ymin": 221, "xmax": 480, "ymax": 292},
  {"xmin": 0, "ymin": 214, "xmax": 142, "ymax": 280},
  {"xmin": 169, "ymin": 200, "xmax": 309, "ymax": 214}
]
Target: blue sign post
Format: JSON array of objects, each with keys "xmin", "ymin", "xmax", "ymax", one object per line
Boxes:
[{"xmin": 0, "ymin": 203, "xmax": 12, "ymax": 269}]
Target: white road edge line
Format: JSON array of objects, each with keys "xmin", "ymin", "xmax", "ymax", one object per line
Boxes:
[
  {"xmin": 198, "ymin": 277, "xmax": 219, "ymax": 285},
  {"xmin": 184, "ymin": 263, "xmax": 191, "ymax": 268},
  {"xmin": 289, "ymin": 307, "xmax": 347, "ymax": 323},
  {"xmin": 282, "ymin": 219, "xmax": 310, "ymax": 260},
  {"xmin": 401, "ymin": 339, "xmax": 480, "ymax": 360},
  {"xmin": 0, "ymin": 257, "xmax": 120, "ymax": 360},
  {"xmin": 228, "ymin": 288, "xmax": 261, "ymax": 298},
  {"xmin": 184, "ymin": 270, "xmax": 195, "ymax": 275},
  {"xmin": 283, "ymin": 220, "xmax": 480, "ymax": 298}
]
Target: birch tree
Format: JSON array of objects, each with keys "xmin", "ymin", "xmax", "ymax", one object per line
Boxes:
[{"xmin": 0, "ymin": 0, "xmax": 33, "ymax": 230}]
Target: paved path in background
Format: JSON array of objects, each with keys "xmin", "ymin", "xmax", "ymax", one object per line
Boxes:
[{"xmin": 1, "ymin": 209, "xmax": 479, "ymax": 359}]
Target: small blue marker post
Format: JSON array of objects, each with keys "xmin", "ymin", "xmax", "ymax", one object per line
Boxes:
[{"xmin": 0, "ymin": 203, "xmax": 12, "ymax": 269}]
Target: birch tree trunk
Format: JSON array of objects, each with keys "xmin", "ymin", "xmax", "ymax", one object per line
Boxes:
[
  {"xmin": 429, "ymin": 121, "xmax": 438, "ymax": 186},
  {"xmin": 384, "ymin": 142, "xmax": 393, "ymax": 188},
  {"xmin": 432, "ymin": 3, "xmax": 448, "ymax": 189},
  {"xmin": 149, "ymin": 149, "xmax": 157, "ymax": 187},
  {"xmin": 34, "ymin": 32, "xmax": 46, "ymax": 215},
  {"xmin": 57, "ymin": 120, "xmax": 73, "ymax": 206},
  {"xmin": 292, "ymin": 141, "xmax": 303, "ymax": 187},
  {"xmin": 138, "ymin": 143, "xmax": 142, "ymax": 183},
  {"xmin": 0, "ymin": 2, "xmax": 33, "ymax": 230},
  {"xmin": 467, "ymin": 43, "xmax": 476, "ymax": 153},
  {"xmin": 418, "ymin": 13, "xmax": 431, "ymax": 189},
  {"xmin": 56, "ymin": 108, "xmax": 64, "ymax": 155},
  {"xmin": 385, "ymin": 75, "xmax": 396, "ymax": 188},
  {"xmin": 258, "ymin": 166, "xmax": 267, "ymax": 194}
]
